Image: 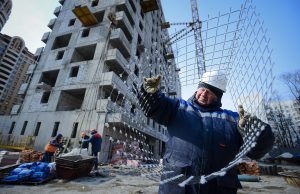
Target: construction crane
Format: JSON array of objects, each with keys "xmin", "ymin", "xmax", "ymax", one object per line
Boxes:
[{"xmin": 189, "ymin": 0, "xmax": 206, "ymax": 76}]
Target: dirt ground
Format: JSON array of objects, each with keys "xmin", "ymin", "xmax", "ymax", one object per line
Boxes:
[{"xmin": 0, "ymin": 167, "xmax": 299, "ymax": 194}]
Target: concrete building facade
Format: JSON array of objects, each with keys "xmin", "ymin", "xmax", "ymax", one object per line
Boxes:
[
  {"xmin": 0, "ymin": 0, "xmax": 180, "ymax": 162},
  {"xmin": 0, "ymin": 0, "xmax": 12, "ymax": 31},
  {"xmin": 0, "ymin": 34, "xmax": 35, "ymax": 115}
]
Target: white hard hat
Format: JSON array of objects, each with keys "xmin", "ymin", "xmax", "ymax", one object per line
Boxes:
[{"xmin": 200, "ymin": 70, "xmax": 227, "ymax": 92}]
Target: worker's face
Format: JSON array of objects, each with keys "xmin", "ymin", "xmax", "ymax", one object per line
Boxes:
[{"xmin": 195, "ymin": 87, "xmax": 218, "ymax": 106}]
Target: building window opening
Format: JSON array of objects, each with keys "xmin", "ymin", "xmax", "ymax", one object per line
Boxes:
[
  {"xmin": 34, "ymin": 122, "xmax": 41, "ymax": 136},
  {"xmin": 41, "ymin": 91, "xmax": 51, "ymax": 104},
  {"xmin": 130, "ymin": 104, "xmax": 136, "ymax": 115},
  {"xmin": 71, "ymin": 44, "xmax": 96, "ymax": 63},
  {"xmin": 56, "ymin": 88, "xmax": 86, "ymax": 111},
  {"xmin": 81, "ymin": 29, "xmax": 90, "ymax": 37},
  {"xmin": 134, "ymin": 65, "xmax": 139, "ymax": 76},
  {"xmin": 91, "ymin": 0, "xmax": 99, "ymax": 7},
  {"xmin": 51, "ymin": 122, "xmax": 60, "ymax": 137},
  {"xmin": 56, "ymin": 50, "xmax": 64, "ymax": 60},
  {"xmin": 94, "ymin": 10, "xmax": 105, "ymax": 23},
  {"xmin": 68, "ymin": 18, "xmax": 76, "ymax": 26},
  {"xmin": 20, "ymin": 121, "xmax": 28, "ymax": 135},
  {"xmin": 39, "ymin": 70, "xmax": 59, "ymax": 87},
  {"xmin": 51, "ymin": 33, "xmax": 72, "ymax": 50},
  {"xmin": 99, "ymin": 86, "xmax": 124, "ymax": 107},
  {"xmin": 116, "ymin": 4, "xmax": 134, "ymax": 26},
  {"xmin": 128, "ymin": 0, "xmax": 136, "ymax": 13},
  {"xmin": 8, "ymin": 121, "xmax": 15, "ymax": 134},
  {"xmin": 70, "ymin": 66, "xmax": 79, "ymax": 77},
  {"xmin": 71, "ymin": 122, "xmax": 78, "ymax": 138},
  {"xmin": 139, "ymin": 21, "xmax": 144, "ymax": 31}
]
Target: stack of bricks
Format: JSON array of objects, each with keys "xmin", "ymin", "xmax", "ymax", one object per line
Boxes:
[
  {"xmin": 238, "ymin": 161, "xmax": 260, "ymax": 176},
  {"xmin": 19, "ymin": 149, "xmax": 43, "ymax": 163}
]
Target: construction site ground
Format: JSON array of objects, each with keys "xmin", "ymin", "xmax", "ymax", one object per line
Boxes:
[{"xmin": 0, "ymin": 165, "xmax": 299, "ymax": 194}]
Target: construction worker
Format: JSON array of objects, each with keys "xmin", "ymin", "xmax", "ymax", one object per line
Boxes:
[
  {"xmin": 138, "ymin": 71, "xmax": 274, "ymax": 194},
  {"xmin": 41, "ymin": 133, "xmax": 64, "ymax": 163},
  {"xmin": 79, "ymin": 131, "xmax": 90, "ymax": 149},
  {"xmin": 89, "ymin": 128, "xmax": 102, "ymax": 170}
]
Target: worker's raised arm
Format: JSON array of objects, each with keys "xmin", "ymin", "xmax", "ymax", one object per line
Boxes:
[{"xmin": 137, "ymin": 75, "xmax": 180, "ymax": 126}]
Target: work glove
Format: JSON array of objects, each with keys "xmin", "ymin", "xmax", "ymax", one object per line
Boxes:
[
  {"xmin": 237, "ymin": 105, "xmax": 251, "ymax": 129},
  {"xmin": 143, "ymin": 75, "xmax": 161, "ymax": 94},
  {"xmin": 237, "ymin": 105, "xmax": 252, "ymax": 136}
]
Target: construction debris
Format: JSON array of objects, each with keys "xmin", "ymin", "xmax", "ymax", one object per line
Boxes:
[
  {"xmin": 19, "ymin": 150, "xmax": 43, "ymax": 163},
  {"xmin": 110, "ymin": 141, "xmax": 143, "ymax": 166}
]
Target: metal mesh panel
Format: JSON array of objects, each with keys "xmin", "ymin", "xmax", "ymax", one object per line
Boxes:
[{"xmin": 166, "ymin": 0, "xmax": 274, "ymax": 120}]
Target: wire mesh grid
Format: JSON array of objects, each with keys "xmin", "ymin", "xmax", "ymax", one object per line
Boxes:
[{"xmin": 166, "ymin": 0, "xmax": 274, "ymax": 120}]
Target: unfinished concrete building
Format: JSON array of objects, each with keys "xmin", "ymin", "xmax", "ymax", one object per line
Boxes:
[
  {"xmin": 0, "ymin": 34, "xmax": 35, "ymax": 115},
  {"xmin": 0, "ymin": 0, "xmax": 180, "ymax": 162}
]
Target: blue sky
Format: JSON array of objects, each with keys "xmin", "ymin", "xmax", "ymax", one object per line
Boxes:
[
  {"xmin": 160, "ymin": 0, "xmax": 300, "ymax": 101},
  {"xmin": 2, "ymin": 0, "xmax": 299, "ymax": 106}
]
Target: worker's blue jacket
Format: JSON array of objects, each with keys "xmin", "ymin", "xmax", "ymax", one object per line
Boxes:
[
  {"xmin": 140, "ymin": 90, "xmax": 274, "ymax": 194},
  {"xmin": 89, "ymin": 133, "xmax": 102, "ymax": 154}
]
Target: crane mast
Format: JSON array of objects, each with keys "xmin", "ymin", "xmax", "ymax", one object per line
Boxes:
[{"xmin": 190, "ymin": 0, "xmax": 206, "ymax": 76}]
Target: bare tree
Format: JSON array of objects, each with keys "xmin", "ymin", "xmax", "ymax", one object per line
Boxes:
[
  {"xmin": 266, "ymin": 94, "xmax": 300, "ymax": 148},
  {"xmin": 280, "ymin": 70, "xmax": 300, "ymax": 105}
]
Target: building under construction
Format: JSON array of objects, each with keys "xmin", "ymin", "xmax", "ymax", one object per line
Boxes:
[{"xmin": 0, "ymin": 0, "xmax": 181, "ymax": 162}]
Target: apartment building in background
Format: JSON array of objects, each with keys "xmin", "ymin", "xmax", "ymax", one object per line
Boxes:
[
  {"xmin": 0, "ymin": 34, "xmax": 35, "ymax": 115},
  {"xmin": 0, "ymin": 0, "xmax": 12, "ymax": 31}
]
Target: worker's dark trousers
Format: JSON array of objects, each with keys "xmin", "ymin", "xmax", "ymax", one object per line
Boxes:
[
  {"xmin": 92, "ymin": 151, "xmax": 98, "ymax": 170},
  {"xmin": 41, "ymin": 152, "xmax": 54, "ymax": 163}
]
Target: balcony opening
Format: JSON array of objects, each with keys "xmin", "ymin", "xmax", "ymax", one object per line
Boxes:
[
  {"xmin": 81, "ymin": 28, "xmax": 90, "ymax": 37},
  {"xmin": 56, "ymin": 88, "xmax": 86, "ymax": 111},
  {"xmin": 34, "ymin": 122, "xmax": 41, "ymax": 136},
  {"xmin": 71, "ymin": 44, "xmax": 96, "ymax": 63},
  {"xmin": 8, "ymin": 121, "xmax": 15, "ymax": 134},
  {"xmin": 39, "ymin": 69, "xmax": 59, "ymax": 87},
  {"xmin": 69, "ymin": 66, "xmax": 79, "ymax": 77},
  {"xmin": 68, "ymin": 18, "xmax": 76, "ymax": 26},
  {"xmin": 51, "ymin": 122, "xmax": 60, "ymax": 137},
  {"xmin": 20, "ymin": 121, "xmax": 28, "ymax": 135},
  {"xmin": 0, "ymin": 69, "xmax": 9, "ymax": 76},
  {"xmin": 41, "ymin": 91, "xmax": 51, "ymax": 104},
  {"xmin": 116, "ymin": 4, "xmax": 134, "ymax": 26},
  {"xmin": 51, "ymin": 33, "xmax": 72, "ymax": 50},
  {"xmin": 56, "ymin": 50, "xmax": 64, "ymax": 60},
  {"xmin": 94, "ymin": 10, "xmax": 105, "ymax": 23},
  {"xmin": 71, "ymin": 122, "xmax": 78, "ymax": 138}
]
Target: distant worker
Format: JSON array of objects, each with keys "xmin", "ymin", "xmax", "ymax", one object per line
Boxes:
[
  {"xmin": 90, "ymin": 129, "xmax": 102, "ymax": 170},
  {"xmin": 79, "ymin": 131, "xmax": 90, "ymax": 149},
  {"xmin": 41, "ymin": 133, "xmax": 64, "ymax": 163},
  {"xmin": 138, "ymin": 71, "xmax": 274, "ymax": 194}
]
